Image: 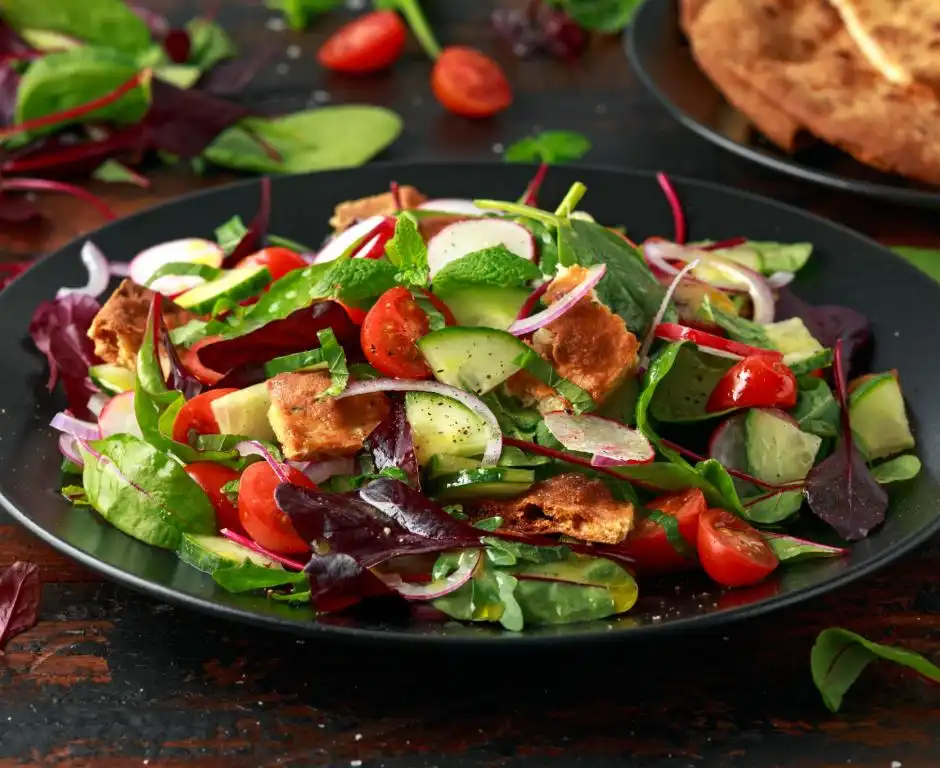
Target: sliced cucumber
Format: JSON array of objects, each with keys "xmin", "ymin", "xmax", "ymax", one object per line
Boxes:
[
  {"xmin": 787, "ymin": 347, "xmax": 832, "ymax": 376},
  {"xmin": 764, "ymin": 318, "xmax": 825, "ymax": 366},
  {"xmin": 210, "ymin": 382, "xmax": 275, "ymax": 441},
  {"xmin": 431, "ymin": 467, "xmax": 534, "ymax": 501},
  {"xmin": 417, "ymin": 326, "xmax": 529, "ymax": 395},
  {"xmin": 178, "ymin": 533, "xmax": 283, "ymax": 574},
  {"xmin": 89, "ymin": 363, "xmax": 135, "ymax": 394},
  {"xmin": 405, "ymin": 391, "xmax": 490, "ymax": 465},
  {"xmin": 692, "ymin": 246, "xmax": 763, "ymax": 289},
  {"xmin": 745, "ymin": 408, "xmax": 822, "ymax": 484},
  {"xmin": 849, "ymin": 373, "xmax": 915, "ymax": 460},
  {"xmin": 427, "ymin": 454, "xmax": 481, "ymax": 480},
  {"xmin": 174, "ymin": 265, "xmax": 271, "ymax": 313},
  {"xmin": 437, "ymin": 286, "xmax": 529, "ymax": 330}
]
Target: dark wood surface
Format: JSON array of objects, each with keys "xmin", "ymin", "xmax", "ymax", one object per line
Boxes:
[{"xmin": 2, "ymin": 2, "xmax": 940, "ymax": 766}]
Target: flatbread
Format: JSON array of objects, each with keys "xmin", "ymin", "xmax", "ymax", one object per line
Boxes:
[{"xmin": 828, "ymin": 0, "xmax": 940, "ymax": 93}]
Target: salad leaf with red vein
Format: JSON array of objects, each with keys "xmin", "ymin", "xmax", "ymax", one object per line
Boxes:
[
  {"xmin": 0, "ymin": 561, "xmax": 41, "ymax": 651},
  {"xmin": 28, "ymin": 293, "xmax": 102, "ymax": 419},
  {"xmin": 363, "ymin": 400, "xmax": 421, "ymax": 489},
  {"xmin": 222, "ymin": 177, "xmax": 270, "ymax": 267}
]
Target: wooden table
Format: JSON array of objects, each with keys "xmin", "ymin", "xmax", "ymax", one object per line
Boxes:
[{"xmin": 2, "ymin": 2, "xmax": 939, "ymax": 766}]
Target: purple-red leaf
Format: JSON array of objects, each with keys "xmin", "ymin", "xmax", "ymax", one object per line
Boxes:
[
  {"xmin": 0, "ymin": 561, "xmax": 41, "ymax": 651},
  {"xmin": 0, "ymin": 193, "xmax": 41, "ymax": 224},
  {"xmin": 776, "ymin": 289, "xmax": 871, "ymax": 373},
  {"xmin": 28, "ymin": 294, "xmax": 102, "ymax": 419},
  {"xmin": 156, "ymin": 296, "xmax": 204, "ymax": 399},
  {"xmin": 364, "ymin": 400, "xmax": 420, "ymax": 488},
  {"xmin": 163, "ymin": 29, "xmax": 191, "ymax": 64},
  {"xmin": 198, "ymin": 45, "xmax": 276, "ymax": 97},
  {"xmin": 223, "ymin": 176, "xmax": 270, "ymax": 267},
  {"xmin": 805, "ymin": 339, "xmax": 888, "ymax": 540}
]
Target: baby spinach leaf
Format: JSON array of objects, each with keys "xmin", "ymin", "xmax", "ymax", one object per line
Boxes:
[
  {"xmin": 185, "ymin": 18, "xmax": 236, "ymax": 71},
  {"xmin": 870, "ymin": 455, "xmax": 922, "ymax": 484},
  {"xmin": 212, "ymin": 562, "xmax": 306, "ymax": 593},
  {"xmin": 1, "ymin": 0, "xmax": 151, "ymax": 52},
  {"xmin": 204, "ymin": 107, "xmax": 403, "ymax": 174},
  {"xmin": 264, "ymin": 0, "xmax": 343, "ymax": 31},
  {"xmin": 214, "ymin": 215, "xmax": 248, "ymax": 255},
  {"xmin": 890, "ymin": 246, "xmax": 940, "ymax": 284},
  {"xmin": 811, "ymin": 628, "xmax": 940, "ymax": 713},
  {"xmin": 792, "ymin": 376, "xmax": 840, "ymax": 438},
  {"xmin": 694, "ymin": 459, "xmax": 746, "ymax": 516},
  {"xmin": 762, "ymin": 533, "xmax": 846, "ymax": 564},
  {"xmin": 699, "ymin": 297, "xmax": 772, "ymax": 349},
  {"xmin": 647, "ymin": 344, "xmax": 735, "ymax": 423},
  {"xmin": 80, "ymin": 434, "xmax": 216, "ymax": 550},
  {"xmin": 634, "ymin": 342, "xmax": 691, "ymax": 465},
  {"xmin": 514, "ymin": 348, "xmax": 594, "ymax": 414},
  {"xmin": 482, "ymin": 538, "xmax": 570, "ymax": 566},
  {"xmin": 645, "ymin": 510, "xmax": 694, "ymax": 557},
  {"xmin": 503, "ymin": 130, "xmax": 591, "ymax": 164},
  {"xmin": 431, "ymin": 245, "xmax": 541, "ymax": 296},
  {"xmin": 92, "ymin": 158, "xmax": 148, "ymax": 186},
  {"xmin": 741, "ymin": 489, "xmax": 805, "ymax": 524},
  {"xmin": 548, "ymin": 0, "xmax": 642, "ymax": 33},
  {"xmin": 386, "ymin": 212, "xmax": 429, "ymax": 288}
]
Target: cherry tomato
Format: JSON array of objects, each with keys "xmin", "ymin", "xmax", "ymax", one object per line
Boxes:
[
  {"xmin": 431, "ymin": 46, "xmax": 512, "ymax": 118},
  {"xmin": 361, "ymin": 286, "xmax": 432, "ymax": 378},
  {"xmin": 184, "ymin": 462, "xmax": 242, "ymax": 533},
  {"xmin": 620, "ymin": 489, "xmax": 705, "ymax": 574},
  {"xmin": 707, "ymin": 354, "xmax": 798, "ymax": 412},
  {"xmin": 238, "ymin": 463, "xmax": 316, "ymax": 554},
  {"xmin": 317, "ymin": 10, "xmax": 406, "ymax": 74},
  {"xmin": 180, "ymin": 346, "xmax": 224, "ymax": 386},
  {"xmin": 698, "ymin": 508, "xmax": 778, "ymax": 587},
  {"xmin": 238, "ymin": 247, "xmax": 308, "ymax": 282},
  {"xmin": 655, "ymin": 322, "xmax": 781, "ymax": 360},
  {"xmin": 172, "ymin": 389, "xmax": 239, "ymax": 444}
]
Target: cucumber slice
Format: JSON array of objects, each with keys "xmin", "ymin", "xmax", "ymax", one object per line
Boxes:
[
  {"xmin": 787, "ymin": 348, "xmax": 832, "ymax": 376},
  {"xmin": 178, "ymin": 533, "xmax": 282, "ymax": 574},
  {"xmin": 427, "ymin": 454, "xmax": 481, "ymax": 480},
  {"xmin": 405, "ymin": 391, "xmax": 490, "ymax": 464},
  {"xmin": 764, "ymin": 318, "xmax": 825, "ymax": 366},
  {"xmin": 745, "ymin": 408, "xmax": 822, "ymax": 484},
  {"xmin": 174, "ymin": 265, "xmax": 271, "ymax": 313},
  {"xmin": 210, "ymin": 382, "xmax": 275, "ymax": 441},
  {"xmin": 849, "ymin": 373, "xmax": 915, "ymax": 460},
  {"xmin": 431, "ymin": 467, "xmax": 534, "ymax": 501},
  {"xmin": 437, "ymin": 286, "xmax": 529, "ymax": 330},
  {"xmin": 417, "ymin": 326, "xmax": 530, "ymax": 395},
  {"xmin": 89, "ymin": 363, "xmax": 135, "ymax": 394}
]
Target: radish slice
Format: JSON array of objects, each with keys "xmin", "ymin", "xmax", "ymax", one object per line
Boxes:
[
  {"xmin": 129, "ymin": 238, "xmax": 224, "ymax": 295},
  {"xmin": 315, "ymin": 216, "xmax": 388, "ymax": 264},
  {"xmin": 418, "ymin": 199, "xmax": 485, "ymax": 217},
  {"xmin": 376, "ymin": 549, "xmax": 481, "ymax": 601},
  {"xmin": 98, "ymin": 391, "xmax": 142, "ymax": 438},
  {"xmin": 427, "ymin": 219, "xmax": 536, "ymax": 278},
  {"xmin": 543, "ymin": 412, "xmax": 655, "ymax": 466}
]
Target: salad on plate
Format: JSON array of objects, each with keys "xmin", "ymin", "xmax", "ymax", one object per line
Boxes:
[{"xmin": 30, "ymin": 172, "xmax": 921, "ymax": 631}]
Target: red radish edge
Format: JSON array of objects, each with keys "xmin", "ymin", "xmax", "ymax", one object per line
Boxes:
[{"xmin": 220, "ymin": 528, "xmax": 307, "ymax": 571}]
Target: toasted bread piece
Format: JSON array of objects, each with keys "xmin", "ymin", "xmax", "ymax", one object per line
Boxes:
[
  {"xmin": 471, "ymin": 473, "xmax": 635, "ymax": 545},
  {"xmin": 267, "ymin": 371, "xmax": 389, "ymax": 460},
  {"xmin": 329, "ymin": 186, "xmax": 427, "ymax": 232}
]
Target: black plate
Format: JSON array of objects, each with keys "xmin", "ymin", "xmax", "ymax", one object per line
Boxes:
[
  {"xmin": 627, "ymin": 0, "xmax": 940, "ymax": 208},
  {"xmin": 2, "ymin": 162, "xmax": 938, "ymax": 647}
]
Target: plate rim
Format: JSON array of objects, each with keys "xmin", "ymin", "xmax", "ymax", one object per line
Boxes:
[
  {"xmin": 625, "ymin": 0, "xmax": 940, "ymax": 208},
  {"xmin": 2, "ymin": 159, "xmax": 938, "ymax": 647}
]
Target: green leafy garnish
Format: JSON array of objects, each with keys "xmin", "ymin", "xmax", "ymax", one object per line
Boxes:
[
  {"xmin": 890, "ymin": 246, "xmax": 940, "ymax": 283},
  {"xmin": 214, "ymin": 215, "xmax": 249, "ymax": 255},
  {"xmin": 315, "ymin": 327, "xmax": 349, "ymax": 398},
  {"xmin": 870, "ymin": 455, "xmax": 922, "ymax": 484},
  {"xmin": 547, "ymin": 0, "xmax": 643, "ymax": 33},
  {"xmin": 762, "ymin": 533, "xmax": 845, "ymax": 563},
  {"xmin": 645, "ymin": 510, "xmax": 694, "ymax": 557},
  {"xmin": 503, "ymin": 130, "xmax": 591, "ymax": 164},
  {"xmin": 431, "ymin": 245, "xmax": 541, "ymax": 296},
  {"xmin": 386, "ymin": 212, "xmax": 429, "ymax": 288},
  {"xmin": 92, "ymin": 159, "xmax": 148, "ymax": 187},
  {"xmin": 2, "ymin": 0, "xmax": 152, "ymax": 52},
  {"xmin": 811, "ymin": 628, "xmax": 940, "ymax": 712},
  {"xmin": 264, "ymin": 0, "xmax": 343, "ymax": 30},
  {"xmin": 514, "ymin": 348, "xmax": 594, "ymax": 414},
  {"xmin": 185, "ymin": 18, "xmax": 237, "ymax": 71},
  {"xmin": 792, "ymin": 376, "xmax": 840, "ymax": 438}
]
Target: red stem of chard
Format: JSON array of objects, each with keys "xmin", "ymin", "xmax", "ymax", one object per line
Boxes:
[
  {"xmin": 521, "ymin": 162, "xmax": 549, "ymax": 207},
  {"xmin": 656, "ymin": 172, "xmax": 686, "ymax": 245},
  {"xmin": 1, "ymin": 178, "xmax": 116, "ymax": 221}
]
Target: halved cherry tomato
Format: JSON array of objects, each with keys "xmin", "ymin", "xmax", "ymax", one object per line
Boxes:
[
  {"xmin": 431, "ymin": 46, "xmax": 512, "ymax": 118},
  {"xmin": 180, "ymin": 345, "xmax": 224, "ymax": 386},
  {"xmin": 698, "ymin": 508, "xmax": 778, "ymax": 587},
  {"xmin": 620, "ymin": 488, "xmax": 705, "ymax": 574},
  {"xmin": 706, "ymin": 354, "xmax": 798, "ymax": 413},
  {"xmin": 361, "ymin": 286, "xmax": 432, "ymax": 378},
  {"xmin": 317, "ymin": 10, "xmax": 406, "ymax": 74},
  {"xmin": 184, "ymin": 462, "xmax": 242, "ymax": 533},
  {"xmin": 238, "ymin": 463, "xmax": 316, "ymax": 554},
  {"xmin": 238, "ymin": 247, "xmax": 308, "ymax": 282},
  {"xmin": 655, "ymin": 322, "xmax": 781, "ymax": 360},
  {"xmin": 172, "ymin": 388, "xmax": 238, "ymax": 444}
]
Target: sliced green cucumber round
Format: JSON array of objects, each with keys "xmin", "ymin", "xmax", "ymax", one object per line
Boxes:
[
  {"xmin": 437, "ymin": 286, "xmax": 530, "ymax": 330},
  {"xmin": 174, "ymin": 265, "xmax": 271, "ymax": 314},
  {"xmin": 417, "ymin": 326, "xmax": 530, "ymax": 395},
  {"xmin": 744, "ymin": 408, "xmax": 822, "ymax": 484},
  {"xmin": 89, "ymin": 363, "xmax": 135, "ymax": 394},
  {"xmin": 431, "ymin": 467, "xmax": 535, "ymax": 501},
  {"xmin": 405, "ymin": 391, "xmax": 490, "ymax": 464},
  {"xmin": 178, "ymin": 533, "xmax": 282, "ymax": 574},
  {"xmin": 849, "ymin": 373, "xmax": 915, "ymax": 460},
  {"xmin": 426, "ymin": 453, "xmax": 481, "ymax": 480}
]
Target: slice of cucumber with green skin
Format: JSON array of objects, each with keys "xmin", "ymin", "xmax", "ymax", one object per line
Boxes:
[
  {"xmin": 178, "ymin": 533, "xmax": 282, "ymax": 574},
  {"xmin": 849, "ymin": 373, "xmax": 915, "ymax": 460},
  {"xmin": 417, "ymin": 326, "xmax": 530, "ymax": 395},
  {"xmin": 436, "ymin": 286, "xmax": 530, "ymax": 330},
  {"xmin": 405, "ymin": 391, "xmax": 490, "ymax": 465},
  {"xmin": 210, "ymin": 382, "xmax": 275, "ymax": 442},
  {"xmin": 427, "ymin": 454, "xmax": 481, "ymax": 480},
  {"xmin": 744, "ymin": 408, "xmax": 823, "ymax": 485},
  {"xmin": 89, "ymin": 363, "xmax": 135, "ymax": 394},
  {"xmin": 174, "ymin": 265, "xmax": 271, "ymax": 314},
  {"xmin": 430, "ymin": 467, "xmax": 535, "ymax": 501}
]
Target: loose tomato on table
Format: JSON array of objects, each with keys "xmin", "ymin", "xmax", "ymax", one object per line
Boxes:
[
  {"xmin": 620, "ymin": 488, "xmax": 705, "ymax": 574},
  {"xmin": 238, "ymin": 463, "xmax": 316, "ymax": 554},
  {"xmin": 237, "ymin": 247, "xmax": 308, "ymax": 282},
  {"xmin": 317, "ymin": 10, "xmax": 406, "ymax": 74},
  {"xmin": 706, "ymin": 354, "xmax": 798, "ymax": 413},
  {"xmin": 172, "ymin": 388, "xmax": 238, "ymax": 444},
  {"xmin": 697, "ymin": 508, "xmax": 778, "ymax": 588},
  {"xmin": 184, "ymin": 462, "xmax": 242, "ymax": 533},
  {"xmin": 431, "ymin": 46, "xmax": 512, "ymax": 118},
  {"xmin": 361, "ymin": 286, "xmax": 432, "ymax": 378}
]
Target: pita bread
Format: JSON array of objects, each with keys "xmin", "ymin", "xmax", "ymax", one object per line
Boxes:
[{"xmin": 828, "ymin": 0, "xmax": 940, "ymax": 93}]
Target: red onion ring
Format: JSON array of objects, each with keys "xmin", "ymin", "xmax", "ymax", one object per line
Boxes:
[
  {"xmin": 234, "ymin": 440, "xmax": 290, "ymax": 483},
  {"xmin": 508, "ymin": 264, "xmax": 605, "ymax": 337},
  {"xmin": 50, "ymin": 411, "xmax": 100, "ymax": 440},
  {"xmin": 376, "ymin": 549, "xmax": 481, "ymax": 601},
  {"xmin": 638, "ymin": 259, "xmax": 699, "ymax": 366},
  {"xmin": 57, "ymin": 241, "xmax": 110, "ymax": 299},
  {"xmin": 288, "ymin": 457, "xmax": 355, "ymax": 485},
  {"xmin": 58, "ymin": 433, "xmax": 84, "ymax": 466}
]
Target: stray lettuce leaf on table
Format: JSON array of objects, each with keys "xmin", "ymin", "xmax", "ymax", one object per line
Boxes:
[
  {"xmin": 1, "ymin": 0, "xmax": 152, "ymax": 52},
  {"xmin": 503, "ymin": 130, "xmax": 591, "ymax": 164}
]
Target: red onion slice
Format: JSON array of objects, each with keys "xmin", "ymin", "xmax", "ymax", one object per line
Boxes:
[
  {"xmin": 288, "ymin": 457, "xmax": 355, "ymax": 485},
  {"xmin": 508, "ymin": 264, "xmax": 605, "ymax": 337},
  {"xmin": 50, "ymin": 411, "xmax": 100, "ymax": 440},
  {"xmin": 543, "ymin": 412, "xmax": 655, "ymax": 466},
  {"xmin": 638, "ymin": 259, "xmax": 699, "ymax": 366},
  {"xmin": 337, "ymin": 380, "xmax": 502, "ymax": 466},
  {"xmin": 768, "ymin": 271, "xmax": 795, "ymax": 289},
  {"xmin": 109, "ymin": 262, "xmax": 131, "ymax": 277},
  {"xmin": 234, "ymin": 440, "xmax": 291, "ymax": 483},
  {"xmin": 58, "ymin": 433, "xmax": 85, "ymax": 466},
  {"xmin": 57, "ymin": 241, "xmax": 110, "ymax": 299},
  {"xmin": 376, "ymin": 549, "xmax": 481, "ymax": 601},
  {"xmin": 219, "ymin": 528, "xmax": 307, "ymax": 571}
]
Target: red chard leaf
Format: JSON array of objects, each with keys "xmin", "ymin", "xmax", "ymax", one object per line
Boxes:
[
  {"xmin": 363, "ymin": 400, "xmax": 420, "ymax": 489},
  {"xmin": 157, "ymin": 300, "xmax": 204, "ymax": 399},
  {"xmin": 28, "ymin": 294, "xmax": 102, "ymax": 419},
  {"xmin": 223, "ymin": 176, "xmax": 270, "ymax": 267},
  {"xmin": 304, "ymin": 553, "xmax": 392, "ymax": 613},
  {"xmin": 163, "ymin": 29, "xmax": 191, "ymax": 64},
  {"xmin": 805, "ymin": 339, "xmax": 887, "ymax": 540},
  {"xmin": 198, "ymin": 45, "xmax": 276, "ymax": 97},
  {"xmin": 775, "ymin": 288, "xmax": 870, "ymax": 373},
  {"xmin": 0, "ymin": 561, "xmax": 41, "ymax": 651}
]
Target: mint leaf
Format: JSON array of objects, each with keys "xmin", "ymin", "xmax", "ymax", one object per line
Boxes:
[
  {"xmin": 386, "ymin": 213, "xmax": 429, "ymax": 288},
  {"xmin": 811, "ymin": 628, "xmax": 940, "ymax": 712},
  {"xmin": 504, "ymin": 130, "xmax": 591, "ymax": 164},
  {"xmin": 316, "ymin": 328, "xmax": 349, "ymax": 399},
  {"xmin": 431, "ymin": 245, "xmax": 541, "ymax": 296}
]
